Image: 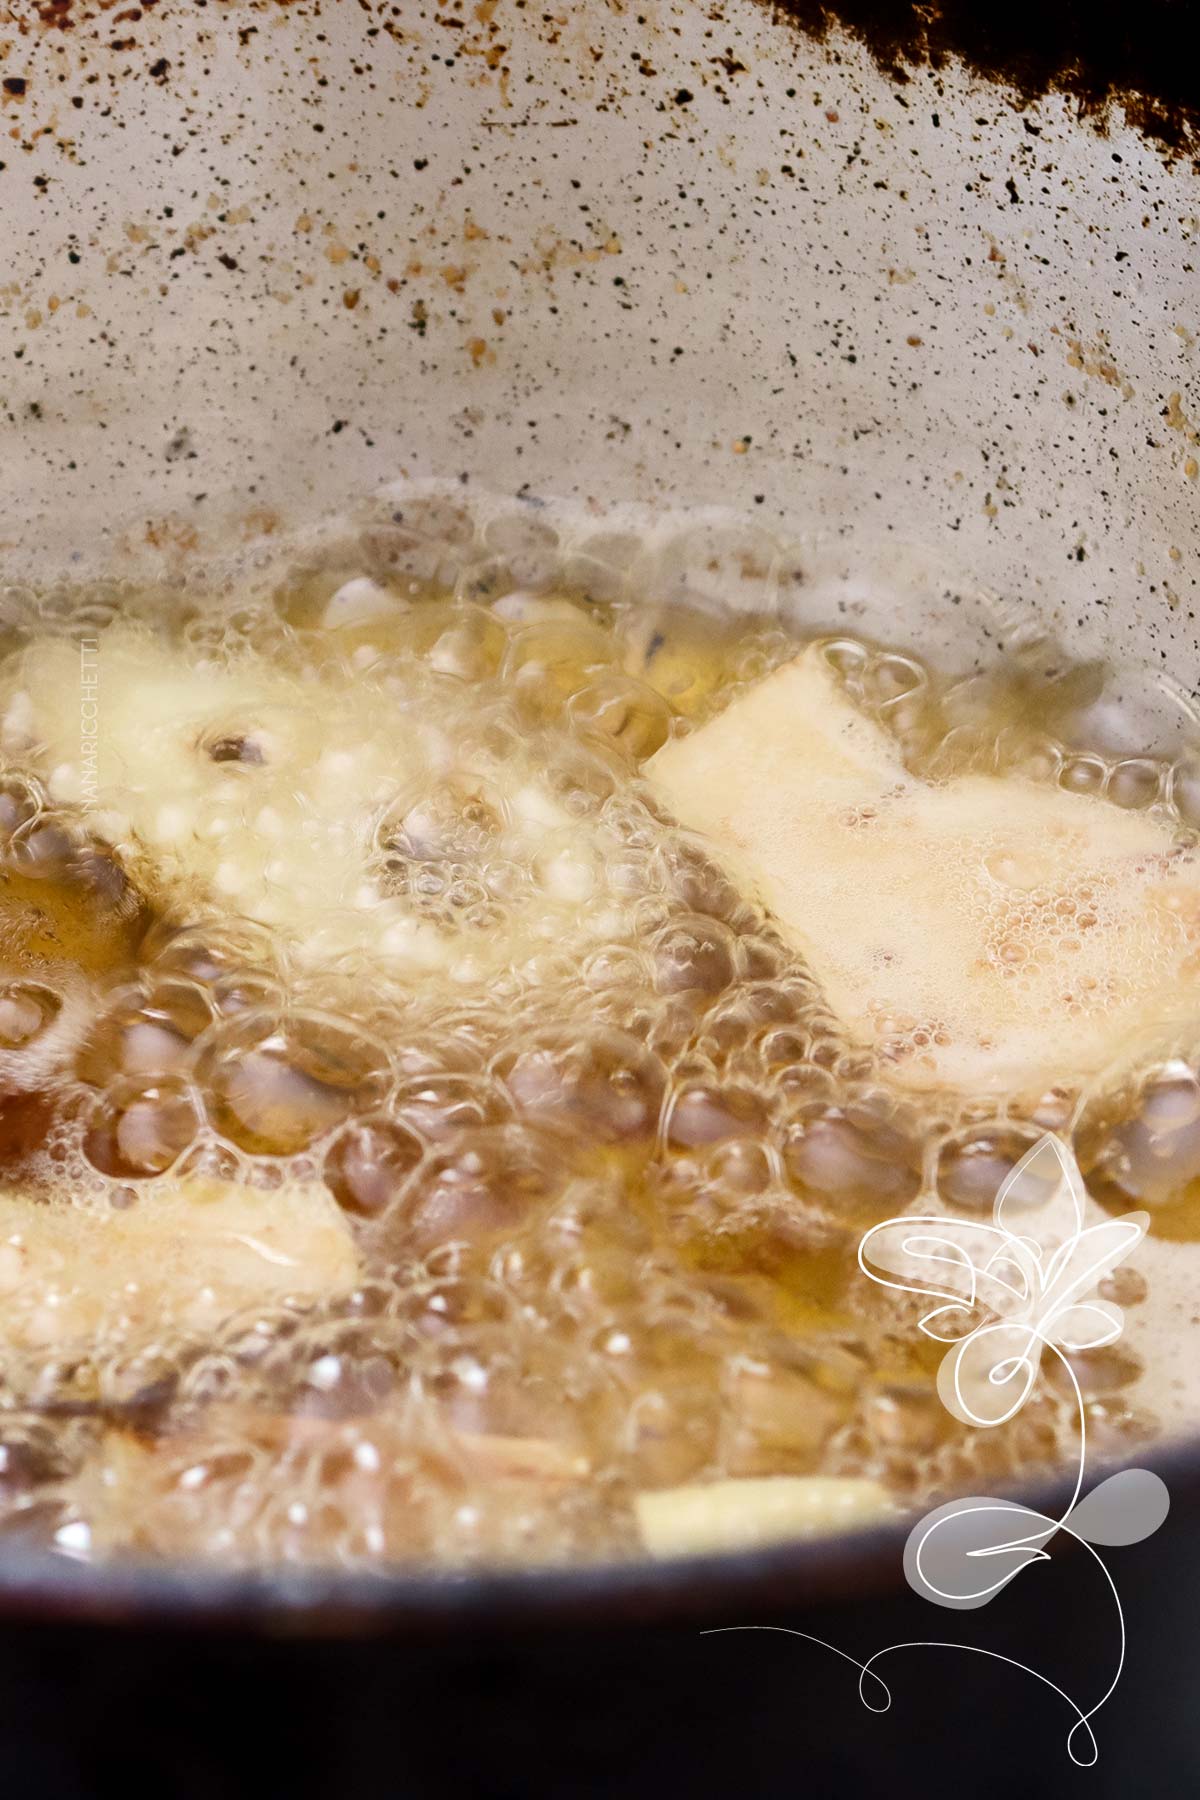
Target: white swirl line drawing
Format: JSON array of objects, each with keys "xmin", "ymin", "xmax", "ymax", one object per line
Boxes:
[
  {"xmin": 700, "ymin": 1616, "xmax": 1110, "ymax": 1765},
  {"xmin": 705, "ymin": 1134, "xmax": 1170, "ymax": 1767}
]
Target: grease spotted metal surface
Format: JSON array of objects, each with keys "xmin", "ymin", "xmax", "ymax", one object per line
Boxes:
[
  {"xmin": 766, "ymin": 1, "xmax": 1200, "ymax": 166},
  {"xmin": 0, "ymin": 0, "xmax": 1197, "ymax": 720}
]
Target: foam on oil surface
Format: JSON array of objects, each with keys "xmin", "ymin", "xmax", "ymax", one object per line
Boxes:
[{"xmin": 0, "ymin": 487, "xmax": 1197, "ymax": 1569}]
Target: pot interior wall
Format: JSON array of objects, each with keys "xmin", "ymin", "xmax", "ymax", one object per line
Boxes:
[{"xmin": 0, "ymin": 0, "xmax": 1197, "ymax": 730}]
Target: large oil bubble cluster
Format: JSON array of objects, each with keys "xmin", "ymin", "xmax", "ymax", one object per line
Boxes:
[{"xmin": 0, "ymin": 488, "xmax": 1188, "ymax": 1569}]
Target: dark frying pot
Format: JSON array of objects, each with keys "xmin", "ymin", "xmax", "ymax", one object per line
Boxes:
[{"xmin": 3, "ymin": 1, "xmax": 1200, "ymax": 1792}]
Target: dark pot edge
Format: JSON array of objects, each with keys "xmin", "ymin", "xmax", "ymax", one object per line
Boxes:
[{"xmin": 2, "ymin": 1429, "xmax": 1197, "ymax": 1641}]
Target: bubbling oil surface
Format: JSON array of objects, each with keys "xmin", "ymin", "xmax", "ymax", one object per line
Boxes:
[{"xmin": 0, "ymin": 493, "xmax": 1197, "ymax": 1569}]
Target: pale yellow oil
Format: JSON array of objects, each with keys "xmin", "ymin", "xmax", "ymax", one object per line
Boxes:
[{"xmin": 0, "ymin": 501, "xmax": 1195, "ymax": 1570}]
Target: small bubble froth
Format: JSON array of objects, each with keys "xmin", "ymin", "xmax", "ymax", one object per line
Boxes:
[{"xmin": 0, "ymin": 490, "xmax": 1193, "ymax": 1570}]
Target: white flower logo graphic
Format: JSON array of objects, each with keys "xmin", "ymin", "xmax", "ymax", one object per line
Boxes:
[
  {"xmin": 706, "ymin": 1132, "xmax": 1171, "ymax": 1767},
  {"xmin": 858, "ymin": 1133, "xmax": 1148, "ymax": 1430}
]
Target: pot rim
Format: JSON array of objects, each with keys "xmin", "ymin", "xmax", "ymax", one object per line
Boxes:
[{"xmin": 2, "ymin": 1431, "xmax": 1197, "ymax": 1639}]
